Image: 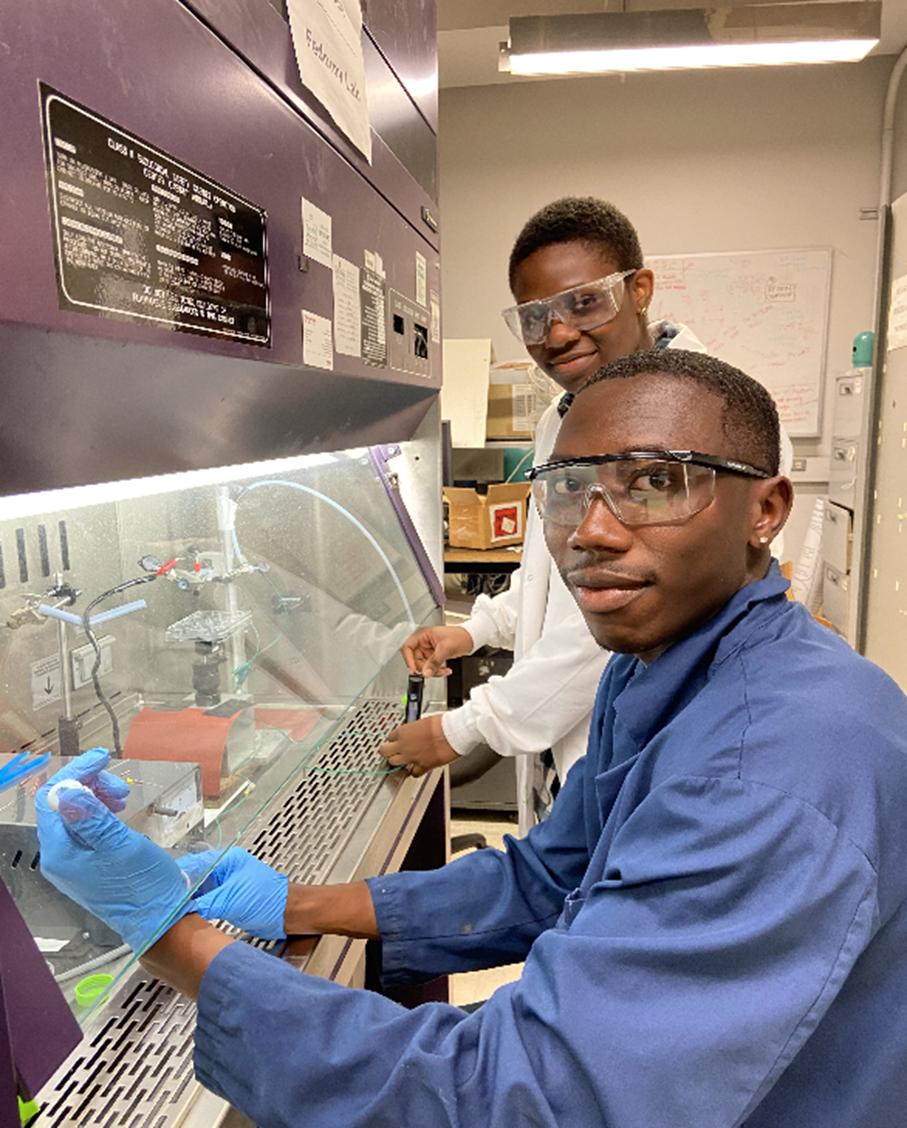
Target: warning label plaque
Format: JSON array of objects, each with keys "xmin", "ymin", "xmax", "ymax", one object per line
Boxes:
[{"xmin": 41, "ymin": 84, "xmax": 270, "ymax": 345}]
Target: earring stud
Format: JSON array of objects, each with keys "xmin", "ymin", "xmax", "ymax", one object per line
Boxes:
[{"xmin": 759, "ymin": 536, "xmax": 769, "ymax": 545}]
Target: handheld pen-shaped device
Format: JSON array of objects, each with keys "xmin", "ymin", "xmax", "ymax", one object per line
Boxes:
[{"xmin": 404, "ymin": 673, "xmax": 424, "ymax": 724}]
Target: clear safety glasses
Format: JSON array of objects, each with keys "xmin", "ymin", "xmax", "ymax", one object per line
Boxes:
[
  {"xmin": 502, "ymin": 269, "xmax": 637, "ymax": 346},
  {"xmin": 527, "ymin": 451, "xmax": 771, "ymax": 529}
]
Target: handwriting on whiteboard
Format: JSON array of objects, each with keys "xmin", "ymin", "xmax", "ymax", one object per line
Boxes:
[{"xmin": 646, "ymin": 249, "xmax": 831, "ymax": 436}]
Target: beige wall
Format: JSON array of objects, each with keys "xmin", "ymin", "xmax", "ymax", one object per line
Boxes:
[{"xmin": 438, "ymin": 55, "xmax": 907, "ymax": 560}]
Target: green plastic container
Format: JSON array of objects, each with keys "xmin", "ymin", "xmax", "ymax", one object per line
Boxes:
[
  {"xmin": 19, "ymin": 1097, "xmax": 40, "ymax": 1126},
  {"xmin": 852, "ymin": 331, "xmax": 874, "ymax": 367},
  {"xmin": 74, "ymin": 972, "xmax": 114, "ymax": 1008}
]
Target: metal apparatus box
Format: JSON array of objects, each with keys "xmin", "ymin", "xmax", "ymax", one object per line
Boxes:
[{"xmin": 0, "ymin": 757, "xmax": 203, "ymax": 960}]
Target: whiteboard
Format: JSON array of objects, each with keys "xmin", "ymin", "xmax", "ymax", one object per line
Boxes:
[{"xmin": 646, "ymin": 248, "xmax": 832, "ymax": 436}]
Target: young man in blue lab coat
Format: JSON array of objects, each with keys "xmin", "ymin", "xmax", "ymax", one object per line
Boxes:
[{"xmin": 38, "ymin": 350, "xmax": 907, "ymax": 1128}]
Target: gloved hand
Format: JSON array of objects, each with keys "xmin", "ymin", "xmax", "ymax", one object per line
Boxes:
[
  {"xmin": 36, "ymin": 748, "xmax": 193, "ymax": 953},
  {"xmin": 40, "ymin": 745, "xmax": 131, "ymax": 811},
  {"xmin": 177, "ymin": 847, "xmax": 288, "ymax": 939}
]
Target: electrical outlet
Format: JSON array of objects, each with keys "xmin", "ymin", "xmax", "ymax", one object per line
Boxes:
[{"xmin": 70, "ymin": 635, "xmax": 114, "ymax": 689}]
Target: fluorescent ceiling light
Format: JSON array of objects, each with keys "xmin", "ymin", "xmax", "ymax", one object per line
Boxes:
[
  {"xmin": 509, "ymin": 39, "xmax": 879, "ymax": 75},
  {"xmin": 0, "ymin": 450, "xmax": 349, "ymax": 518},
  {"xmin": 502, "ymin": 3, "xmax": 881, "ymax": 76}
]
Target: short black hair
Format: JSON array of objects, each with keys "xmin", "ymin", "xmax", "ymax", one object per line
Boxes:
[
  {"xmin": 579, "ymin": 349, "xmax": 781, "ymax": 476},
  {"xmin": 509, "ymin": 197, "xmax": 644, "ymax": 291}
]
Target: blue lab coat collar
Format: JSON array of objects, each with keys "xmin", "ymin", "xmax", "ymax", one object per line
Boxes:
[{"xmin": 611, "ymin": 561, "xmax": 791, "ymax": 753}]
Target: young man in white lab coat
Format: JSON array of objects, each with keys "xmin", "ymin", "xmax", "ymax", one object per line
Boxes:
[{"xmin": 380, "ymin": 197, "xmax": 708, "ymax": 833}]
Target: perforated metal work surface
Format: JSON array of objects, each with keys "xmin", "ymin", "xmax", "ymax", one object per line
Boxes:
[
  {"xmin": 38, "ymin": 698, "xmax": 404, "ymax": 1128},
  {"xmin": 247, "ymin": 698, "xmax": 403, "ymax": 883}
]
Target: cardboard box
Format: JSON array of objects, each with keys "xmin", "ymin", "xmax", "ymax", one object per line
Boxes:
[
  {"xmin": 444, "ymin": 483, "xmax": 531, "ymax": 549},
  {"xmin": 486, "ymin": 384, "xmax": 535, "ymax": 440}
]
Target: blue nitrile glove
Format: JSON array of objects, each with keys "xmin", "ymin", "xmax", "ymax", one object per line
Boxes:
[
  {"xmin": 40, "ymin": 745, "xmax": 131, "ymax": 811},
  {"xmin": 36, "ymin": 749, "xmax": 193, "ymax": 953},
  {"xmin": 177, "ymin": 847, "xmax": 288, "ymax": 940}
]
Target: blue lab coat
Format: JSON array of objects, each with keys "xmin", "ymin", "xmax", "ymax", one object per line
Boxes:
[{"xmin": 194, "ymin": 564, "xmax": 907, "ymax": 1127}]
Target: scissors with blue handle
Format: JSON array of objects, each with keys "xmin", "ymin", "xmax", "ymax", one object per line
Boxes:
[{"xmin": 0, "ymin": 751, "xmax": 52, "ymax": 794}]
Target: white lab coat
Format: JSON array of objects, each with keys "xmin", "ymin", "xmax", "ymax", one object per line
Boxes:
[
  {"xmin": 443, "ymin": 397, "xmax": 606, "ymax": 835},
  {"xmin": 442, "ymin": 324, "xmax": 789, "ymax": 834}
]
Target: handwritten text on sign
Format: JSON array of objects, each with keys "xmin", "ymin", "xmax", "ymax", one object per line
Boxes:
[{"xmin": 287, "ymin": 0, "xmax": 371, "ymax": 162}]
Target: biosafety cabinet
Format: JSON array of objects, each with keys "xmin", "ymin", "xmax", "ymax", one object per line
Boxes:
[{"xmin": 0, "ymin": 1, "xmax": 444, "ymax": 1124}]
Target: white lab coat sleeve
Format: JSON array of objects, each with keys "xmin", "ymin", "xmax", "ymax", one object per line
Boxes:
[
  {"xmin": 457, "ymin": 568, "xmax": 523, "ymax": 654},
  {"xmin": 442, "ymin": 603, "xmax": 608, "ymax": 759},
  {"xmin": 441, "ymin": 399, "xmax": 604, "ymax": 761},
  {"xmin": 440, "ymin": 570, "xmax": 525, "ymax": 756}
]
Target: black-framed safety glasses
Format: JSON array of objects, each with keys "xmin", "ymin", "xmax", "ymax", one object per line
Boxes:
[{"xmin": 527, "ymin": 450, "xmax": 771, "ymax": 528}]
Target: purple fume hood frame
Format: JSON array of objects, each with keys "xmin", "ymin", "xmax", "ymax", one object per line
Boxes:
[
  {"xmin": 0, "ymin": 875, "xmax": 82, "ymax": 1127},
  {"xmin": 370, "ymin": 445, "xmax": 444, "ymax": 611}
]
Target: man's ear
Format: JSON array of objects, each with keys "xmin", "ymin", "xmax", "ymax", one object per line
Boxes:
[
  {"xmin": 748, "ymin": 476, "xmax": 793, "ymax": 549},
  {"xmin": 631, "ymin": 268, "xmax": 654, "ymax": 316}
]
